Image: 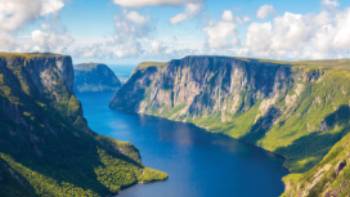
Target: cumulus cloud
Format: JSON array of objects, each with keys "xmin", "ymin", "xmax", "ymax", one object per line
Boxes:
[
  {"xmin": 203, "ymin": 10, "xmax": 239, "ymax": 49},
  {"xmin": 29, "ymin": 23, "xmax": 73, "ymax": 53},
  {"xmin": 0, "ymin": 33, "xmax": 16, "ymax": 51},
  {"xmin": 75, "ymin": 10, "xmax": 152, "ymax": 59},
  {"xmin": 256, "ymin": 4, "xmax": 275, "ymax": 19},
  {"xmin": 321, "ymin": 0, "xmax": 339, "ymax": 8},
  {"xmin": 170, "ymin": 1, "xmax": 202, "ymax": 24},
  {"xmin": 41, "ymin": 0, "xmax": 65, "ymax": 16},
  {"xmin": 0, "ymin": 0, "xmax": 65, "ymax": 33},
  {"xmin": 113, "ymin": 0, "xmax": 202, "ymax": 25},
  {"xmin": 241, "ymin": 8, "xmax": 350, "ymax": 59},
  {"xmin": 112, "ymin": 0, "xmax": 184, "ymax": 7},
  {"xmin": 125, "ymin": 11, "xmax": 148, "ymax": 25},
  {"xmin": 0, "ymin": 0, "xmax": 72, "ymax": 54}
]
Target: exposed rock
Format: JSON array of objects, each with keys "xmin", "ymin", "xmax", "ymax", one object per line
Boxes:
[
  {"xmin": 111, "ymin": 55, "xmax": 350, "ymax": 196},
  {"xmin": 111, "ymin": 56, "xmax": 293, "ymax": 120},
  {"xmin": 74, "ymin": 63, "xmax": 121, "ymax": 92},
  {"xmin": 0, "ymin": 52, "xmax": 166, "ymax": 196}
]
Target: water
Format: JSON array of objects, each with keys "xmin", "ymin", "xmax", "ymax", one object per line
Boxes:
[
  {"xmin": 110, "ymin": 65, "xmax": 135, "ymax": 83},
  {"xmin": 78, "ymin": 92, "xmax": 288, "ymax": 197}
]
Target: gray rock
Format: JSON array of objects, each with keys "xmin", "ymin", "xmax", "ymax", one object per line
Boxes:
[{"xmin": 74, "ymin": 63, "xmax": 121, "ymax": 92}]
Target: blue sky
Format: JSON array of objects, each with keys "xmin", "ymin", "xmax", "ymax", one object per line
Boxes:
[
  {"xmin": 58, "ymin": 0, "xmax": 326, "ymax": 38},
  {"xmin": 1, "ymin": 0, "xmax": 350, "ymax": 64}
]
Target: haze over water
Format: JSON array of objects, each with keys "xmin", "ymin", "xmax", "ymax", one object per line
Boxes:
[{"xmin": 78, "ymin": 91, "xmax": 288, "ymax": 197}]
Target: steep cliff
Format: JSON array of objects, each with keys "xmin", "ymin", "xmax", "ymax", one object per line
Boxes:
[
  {"xmin": 110, "ymin": 55, "xmax": 350, "ymax": 196},
  {"xmin": 74, "ymin": 63, "xmax": 121, "ymax": 92},
  {"xmin": 0, "ymin": 52, "xmax": 166, "ymax": 197}
]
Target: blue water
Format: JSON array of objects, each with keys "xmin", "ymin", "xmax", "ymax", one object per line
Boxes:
[
  {"xmin": 110, "ymin": 65, "xmax": 135, "ymax": 82},
  {"xmin": 78, "ymin": 92, "xmax": 288, "ymax": 197}
]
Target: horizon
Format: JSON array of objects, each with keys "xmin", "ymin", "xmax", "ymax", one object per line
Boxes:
[
  {"xmin": 2, "ymin": 51, "xmax": 350, "ymax": 66},
  {"xmin": 1, "ymin": 0, "xmax": 350, "ymax": 64}
]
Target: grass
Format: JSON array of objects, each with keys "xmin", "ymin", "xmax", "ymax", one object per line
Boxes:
[
  {"xmin": 136, "ymin": 59, "xmax": 350, "ymax": 165},
  {"xmin": 0, "ymin": 52, "xmax": 167, "ymax": 197},
  {"xmin": 138, "ymin": 168, "xmax": 168, "ymax": 183},
  {"xmin": 0, "ymin": 52, "xmax": 65, "ymax": 60},
  {"xmin": 283, "ymin": 131, "xmax": 350, "ymax": 196},
  {"xmin": 123, "ymin": 56, "xmax": 350, "ymax": 196},
  {"xmin": 136, "ymin": 61, "xmax": 167, "ymax": 71}
]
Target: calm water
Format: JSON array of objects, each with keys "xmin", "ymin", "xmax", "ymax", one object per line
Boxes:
[
  {"xmin": 78, "ymin": 92, "xmax": 288, "ymax": 197},
  {"xmin": 111, "ymin": 65, "xmax": 135, "ymax": 82}
]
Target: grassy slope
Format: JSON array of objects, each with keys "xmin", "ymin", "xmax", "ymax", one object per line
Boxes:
[
  {"xmin": 283, "ymin": 131, "xmax": 350, "ymax": 196},
  {"xmin": 133, "ymin": 58, "xmax": 350, "ymax": 196},
  {"xmin": 150, "ymin": 60, "xmax": 350, "ymax": 171},
  {"xmin": 0, "ymin": 53, "xmax": 167, "ymax": 196}
]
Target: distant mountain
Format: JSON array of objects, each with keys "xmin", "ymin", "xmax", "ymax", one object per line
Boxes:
[
  {"xmin": 74, "ymin": 63, "xmax": 122, "ymax": 92},
  {"xmin": 110, "ymin": 55, "xmax": 350, "ymax": 196},
  {"xmin": 0, "ymin": 53, "xmax": 167, "ymax": 197}
]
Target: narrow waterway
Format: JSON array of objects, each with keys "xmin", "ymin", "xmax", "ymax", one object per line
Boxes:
[{"xmin": 78, "ymin": 92, "xmax": 288, "ymax": 197}]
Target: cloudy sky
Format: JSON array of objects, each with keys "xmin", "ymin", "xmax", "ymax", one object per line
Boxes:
[{"xmin": 1, "ymin": 0, "xmax": 350, "ymax": 64}]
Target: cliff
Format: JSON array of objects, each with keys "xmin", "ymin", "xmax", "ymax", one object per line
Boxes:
[
  {"xmin": 110, "ymin": 55, "xmax": 350, "ymax": 196},
  {"xmin": 0, "ymin": 52, "xmax": 166, "ymax": 197},
  {"xmin": 74, "ymin": 63, "xmax": 121, "ymax": 92}
]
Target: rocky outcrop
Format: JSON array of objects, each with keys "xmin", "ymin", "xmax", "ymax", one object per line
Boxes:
[
  {"xmin": 0, "ymin": 52, "xmax": 166, "ymax": 197},
  {"xmin": 110, "ymin": 55, "xmax": 350, "ymax": 196},
  {"xmin": 74, "ymin": 63, "xmax": 121, "ymax": 92},
  {"xmin": 111, "ymin": 56, "xmax": 292, "ymax": 118}
]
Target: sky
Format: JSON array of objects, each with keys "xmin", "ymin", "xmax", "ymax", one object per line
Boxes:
[{"xmin": 1, "ymin": 0, "xmax": 350, "ymax": 64}]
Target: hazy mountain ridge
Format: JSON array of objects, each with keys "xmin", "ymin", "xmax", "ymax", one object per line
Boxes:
[
  {"xmin": 74, "ymin": 63, "xmax": 122, "ymax": 92},
  {"xmin": 0, "ymin": 53, "xmax": 167, "ymax": 197},
  {"xmin": 110, "ymin": 55, "xmax": 350, "ymax": 196}
]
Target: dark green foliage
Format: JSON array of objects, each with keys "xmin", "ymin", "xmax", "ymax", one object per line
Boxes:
[
  {"xmin": 111, "ymin": 55, "xmax": 350, "ymax": 196},
  {"xmin": 0, "ymin": 53, "xmax": 167, "ymax": 197}
]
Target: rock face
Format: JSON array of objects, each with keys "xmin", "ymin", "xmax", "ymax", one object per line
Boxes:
[
  {"xmin": 0, "ymin": 52, "xmax": 166, "ymax": 197},
  {"xmin": 111, "ymin": 56, "xmax": 292, "ymax": 117},
  {"xmin": 74, "ymin": 63, "xmax": 121, "ymax": 92},
  {"xmin": 110, "ymin": 55, "xmax": 350, "ymax": 196}
]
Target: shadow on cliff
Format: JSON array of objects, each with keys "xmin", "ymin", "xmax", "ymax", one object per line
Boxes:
[
  {"xmin": 110, "ymin": 67, "xmax": 159, "ymax": 113},
  {"xmin": 275, "ymin": 132, "xmax": 345, "ymax": 172},
  {"xmin": 241, "ymin": 107, "xmax": 281, "ymax": 144},
  {"xmin": 275, "ymin": 105, "xmax": 350, "ymax": 173},
  {"xmin": 0, "ymin": 99, "xmax": 142, "ymax": 195}
]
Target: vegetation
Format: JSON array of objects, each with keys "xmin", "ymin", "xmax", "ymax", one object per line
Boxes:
[
  {"xmin": 138, "ymin": 167, "xmax": 168, "ymax": 183},
  {"xmin": 136, "ymin": 61, "xmax": 167, "ymax": 71},
  {"xmin": 0, "ymin": 52, "xmax": 64, "ymax": 60},
  {"xmin": 0, "ymin": 53, "xmax": 167, "ymax": 197},
  {"xmin": 116, "ymin": 56, "xmax": 350, "ymax": 196},
  {"xmin": 283, "ymin": 131, "xmax": 350, "ymax": 196}
]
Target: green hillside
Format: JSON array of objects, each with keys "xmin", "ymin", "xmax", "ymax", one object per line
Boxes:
[{"xmin": 0, "ymin": 53, "xmax": 167, "ymax": 196}]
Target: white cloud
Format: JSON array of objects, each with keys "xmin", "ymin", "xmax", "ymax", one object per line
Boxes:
[
  {"xmin": 203, "ymin": 10, "xmax": 239, "ymax": 49},
  {"xmin": 41, "ymin": 0, "xmax": 65, "ymax": 16},
  {"xmin": 75, "ymin": 11, "xmax": 152, "ymax": 59},
  {"xmin": 112, "ymin": 0, "xmax": 184, "ymax": 7},
  {"xmin": 321, "ymin": 0, "xmax": 339, "ymax": 8},
  {"xmin": 0, "ymin": 32, "xmax": 16, "ymax": 51},
  {"xmin": 113, "ymin": 0, "xmax": 202, "ymax": 25},
  {"xmin": 170, "ymin": 1, "xmax": 201, "ymax": 24},
  {"xmin": 125, "ymin": 11, "xmax": 148, "ymax": 25},
  {"xmin": 30, "ymin": 25, "xmax": 73, "ymax": 53},
  {"xmin": 0, "ymin": 0, "xmax": 71, "ymax": 54},
  {"xmin": 256, "ymin": 4, "xmax": 275, "ymax": 19},
  {"xmin": 241, "ymin": 8, "xmax": 350, "ymax": 59},
  {"xmin": 0, "ymin": 0, "xmax": 65, "ymax": 32}
]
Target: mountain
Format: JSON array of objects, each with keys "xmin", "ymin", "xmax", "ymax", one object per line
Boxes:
[
  {"xmin": 74, "ymin": 63, "xmax": 122, "ymax": 92},
  {"xmin": 110, "ymin": 55, "xmax": 350, "ymax": 196},
  {"xmin": 0, "ymin": 52, "xmax": 167, "ymax": 197}
]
